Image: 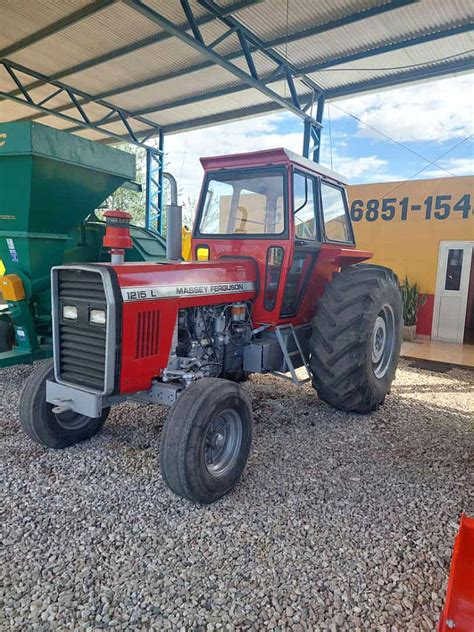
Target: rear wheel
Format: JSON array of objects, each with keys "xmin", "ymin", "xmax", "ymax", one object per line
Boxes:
[
  {"xmin": 160, "ymin": 378, "xmax": 253, "ymax": 504},
  {"xmin": 19, "ymin": 359, "xmax": 109, "ymax": 448},
  {"xmin": 309, "ymin": 264, "xmax": 402, "ymax": 413}
]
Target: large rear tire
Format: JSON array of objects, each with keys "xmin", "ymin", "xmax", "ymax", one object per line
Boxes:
[
  {"xmin": 309, "ymin": 264, "xmax": 402, "ymax": 413},
  {"xmin": 19, "ymin": 359, "xmax": 110, "ymax": 448},
  {"xmin": 160, "ymin": 378, "xmax": 253, "ymax": 504}
]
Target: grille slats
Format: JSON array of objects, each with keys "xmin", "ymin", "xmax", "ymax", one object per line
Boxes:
[
  {"xmin": 60, "ymin": 372, "xmax": 105, "ymax": 390},
  {"xmin": 60, "ymin": 289, "xmax": 106, "ymax": 300},
  {"xmin": 60, "ymin": 324, "xmax": 106, "ymax": 341},
  {"xmin": 57, "ymin": 269, "xmax": 108, "ymax": 392},
  {"xmin": 136, "ymin": 310, "xmax": 160, "ymax": 359},
  {"xmin": 60, "ymin": 350, "xmax": 105, "ymax": 367},
  {"xmin": 60, "ymin": 361, "xmax": 105, "ymax": 379},
  {"xmin": 61, "ymin": 338, "xmax": 105, "ymax": 351}
]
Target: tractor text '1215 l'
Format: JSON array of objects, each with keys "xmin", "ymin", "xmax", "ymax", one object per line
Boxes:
[{"xmin": 19, "ymin": 148, "xmax": 403, "ymax": 504}]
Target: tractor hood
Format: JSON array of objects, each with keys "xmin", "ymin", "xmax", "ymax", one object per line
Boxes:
[
  {"xmin": 105, "ymin": 258, "xmax": 258, "ymax": 393},
  {"xmin": 111, "ymin": 259, "xmax": 258, "ymax": 305}
]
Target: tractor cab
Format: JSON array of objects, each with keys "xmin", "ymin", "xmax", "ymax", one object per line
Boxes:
[{"xmin": 192, "ymin": 148, "xmax": 371, "ymax": 326}]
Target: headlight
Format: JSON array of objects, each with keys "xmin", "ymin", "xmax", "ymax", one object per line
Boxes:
[
  {"xmin": 90, "ymin": 309, "xmax": 106, "ymax": 325},
  {"xmin": 63, "ymin": 305, "xmax": 78, "ymax": 320}
]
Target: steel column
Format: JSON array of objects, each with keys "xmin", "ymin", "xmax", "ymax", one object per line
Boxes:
[
  {"xmin": 303, "ymin": 95, "xmax": 325, "ymax": 162},
  {"xmin": 145, "ymin": 132, "xmax": 165, "ymax": 233}
]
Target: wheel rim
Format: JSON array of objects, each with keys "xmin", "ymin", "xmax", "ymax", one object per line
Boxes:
[
  {"xmin": 53, "ymin": 408, "xmax": 91, "ymax": 430},
  {"xmin": 204, "ymin": 409, "xmax": 243, "ymax": 477},
  {"xmin": 371, "ymin": 304, "xmax": 396, "ymax": 379}
]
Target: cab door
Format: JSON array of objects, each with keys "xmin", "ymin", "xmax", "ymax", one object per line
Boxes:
[{"xmin": 280, "ymin": 170, "xmax": 320, "ymax": 317}]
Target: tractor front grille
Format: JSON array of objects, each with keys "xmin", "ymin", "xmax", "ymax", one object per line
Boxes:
[{"xmin": 56, "ymin": 269, "xmax": 108, "ymax": 392}]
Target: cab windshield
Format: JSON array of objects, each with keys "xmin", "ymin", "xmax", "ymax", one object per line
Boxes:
[{"xmin": 198, "ymin": 169, "xmax": 285, "ymax": 236}]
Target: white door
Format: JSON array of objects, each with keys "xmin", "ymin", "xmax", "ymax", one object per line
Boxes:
[{"xmin": 432, "ymin": 241, "xmax": 473, "ymax": 343}]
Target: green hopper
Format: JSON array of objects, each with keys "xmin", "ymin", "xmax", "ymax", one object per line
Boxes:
[{"xmin": 0, "ymin": 121, "xmax": 166, "ymax": 367}]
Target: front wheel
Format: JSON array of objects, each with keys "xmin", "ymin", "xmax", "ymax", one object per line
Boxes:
[
  {"xmin": 160, "ymin": 378, "xmax": 253, "ymax": 504},
  {"xmin": 19, "ymin": 359, "xmax": 109, "ymax": 448},
  {"xmin": 309, "ymin": 264, "xmax": 403, "ymax": 413}
]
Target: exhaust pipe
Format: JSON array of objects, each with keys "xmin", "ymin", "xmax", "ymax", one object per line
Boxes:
[{"xmin": 163, "ymin": 172, "xmax": 182, "ymax": 261}]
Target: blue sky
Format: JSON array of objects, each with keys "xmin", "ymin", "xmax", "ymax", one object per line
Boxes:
[{"xmin": 164, "ymin": 73, "xmax": 473, "ymax": 210}]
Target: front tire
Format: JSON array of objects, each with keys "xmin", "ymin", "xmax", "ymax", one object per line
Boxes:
[
  {"xmin": 19, "ymin": 359, "xmax": 109, "ymax": 448},
  {"xmin": 160, "ymin": 378, "xmax": 253, "ymax": 504},
  {"xmin": 309, "ymin": 264, "xmax": 402, "ymax": 413}
]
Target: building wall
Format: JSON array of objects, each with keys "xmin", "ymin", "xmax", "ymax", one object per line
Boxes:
[{"xmin": 347, "ymin": 176, "xmax": 473, "ymax": 336}]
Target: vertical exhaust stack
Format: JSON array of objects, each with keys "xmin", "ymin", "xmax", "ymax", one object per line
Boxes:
[
  {"xmin": 164, "ymin": 172, "xmax": 183, "ymax": 261},
  {"xmin": 103, "ymin": 210, "xmax": 132, "ymax": 264}
]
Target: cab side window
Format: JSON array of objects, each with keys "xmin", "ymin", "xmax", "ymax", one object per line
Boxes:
[
  {"xmin": 320, "ymin": 182, "xmax": 353, "ymax": 243},
  {"xmin": 293, "ymin": 172, "xmax": 317, "ymax": 240}
]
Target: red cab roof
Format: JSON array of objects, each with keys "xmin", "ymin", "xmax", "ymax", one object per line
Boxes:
[{"xmin": 200, "ymin": 148, "xmax": 348, "ymax": 185}]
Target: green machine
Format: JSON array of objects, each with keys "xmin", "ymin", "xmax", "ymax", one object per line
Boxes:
[{"xmin": 0, "ymin": 121, "xmax": 166, "ymax": 367}]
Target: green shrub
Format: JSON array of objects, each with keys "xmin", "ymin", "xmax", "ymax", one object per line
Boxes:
[{"xmin": 400, "ymin": 276, "xmax": 427, "ymax": 326}]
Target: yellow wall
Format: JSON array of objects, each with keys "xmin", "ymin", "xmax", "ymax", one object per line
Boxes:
[{"xmin": 347, "ymin": 176, "xmax": 474, "ymax": 294}]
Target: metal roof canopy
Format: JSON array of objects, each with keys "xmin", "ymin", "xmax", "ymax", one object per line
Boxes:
[
  {"xmin": 0, "ymin": 0, "xmax": 472, "ymax": 230},
  {"xmin": 1, "ymin": 0, "xmax": 472, "ymax": 144}
]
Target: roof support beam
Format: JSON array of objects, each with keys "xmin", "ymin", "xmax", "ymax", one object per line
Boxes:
[
  {"xmin": 0, "ymin": 0, "xmax": 262, "ymax": 103},
  {"xmin": 88, "ymin": 0, "xmax": 417, "ymax": 103},
  {"xmin": 0, "ymin": 0, "xmax": 116, "ymax": 57},
  {"xmin": 161, "ymin": 57, "xmax": 473, "ymax": 134},
  {"xmin": 195, "ymin": 0, "xmax": 322, "ymax": 92},
  {"xmin": 294, "ymin": 23, "xmax": 474, "ymax": 78},
  {"xmin": 0, "ymin": 59, "xmax": 162, "ymax": 148},
  {"xmin": 325, "ymin": 57, "xmax": 474, "ymax": 99},
  {"xmin": 60, "ymin": 22, "xmax": 474, "ymax": 135},
  {"xmin": 18, "ymin": 0, "xmax": 423, "ymax": 125},
  {"xmin": 82, "ymin": 0, "xmax": 419, "ymax": 101},
  {"xmin": 122, "ymin": 0, "xmax": 323, "ymax": 127},
  {"xmin": 97, "ymin": 93, "xmax": 315, "ymax": 140}
]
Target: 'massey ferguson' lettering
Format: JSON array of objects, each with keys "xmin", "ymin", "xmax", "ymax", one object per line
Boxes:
[
  {"xmin": 121, "ymin": 281, "xmax": 254, "ymax": 302},
  {"xmin": 176, "ymin": 285, "xmax": 208, "ymax": 295},
  {"xmin": 210, "ymin": 283, "xmax": 244, "ymax": 293}
]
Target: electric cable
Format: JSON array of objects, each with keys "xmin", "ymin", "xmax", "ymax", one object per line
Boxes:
[
  {"xmin": 327, "ymin": 103, "xmax": 333, "ymax": 170},
  {"xmin": 379, "ymin": 133, "xmax": 474, "ymax": 198},
  {"xmin": 330, "ymin": 102, "xmax": 459, "ymax": 177},
  {"xmin": 314, "ymin": 49, "xmax": 474, "ymax": 72}
]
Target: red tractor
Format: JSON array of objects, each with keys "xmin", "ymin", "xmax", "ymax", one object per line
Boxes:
[{"xmin": 20, "ymin": 148, "xmax": 402, "ymax": 504}]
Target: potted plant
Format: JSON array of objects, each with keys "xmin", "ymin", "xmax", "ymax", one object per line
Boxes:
[{"xmin": 400, "ymin": 276, "xmax": 427, "ymax": 341}]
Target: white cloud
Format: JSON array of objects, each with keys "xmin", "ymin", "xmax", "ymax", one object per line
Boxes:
[
  {"xmin": 165, "ymin": 114, "xmax": 302, "ymax": 204},
  {"xmin": 161, "ymin": 75, "xmax": 473, "ymax": 208},
  {"xmin": 419, "ymin": 157, "xmax": 474, "ymax": 179},
  {"xmin": 165, "ymin": 113, "xmax": 389, "ymax": 204},
  {"xmin": 328, "ymin": 75, "xmax": 474, "ymax": 143},
  {"xmin": 323, "ymin": 154, "xmax": 389, "ymax": 180}
]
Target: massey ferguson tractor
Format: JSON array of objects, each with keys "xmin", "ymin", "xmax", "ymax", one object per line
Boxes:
[{"xmin": 19, "ymin": 148, "xmax": 403, "ymax": 504}]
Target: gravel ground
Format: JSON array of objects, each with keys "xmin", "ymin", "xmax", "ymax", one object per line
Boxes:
[{"xmin": 1, "ymin": 359, "xmax": 473, "ymax": 631}]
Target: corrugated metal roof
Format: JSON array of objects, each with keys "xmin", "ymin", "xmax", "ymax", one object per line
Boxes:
[{"xmin": 0, "ymin": 0, "xmax": 472, "ymax": 141}]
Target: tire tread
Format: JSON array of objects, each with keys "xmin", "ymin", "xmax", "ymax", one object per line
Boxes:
[{"xmin": 309, "ymin": 264, "xmax": 402, "ymax": 413}]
